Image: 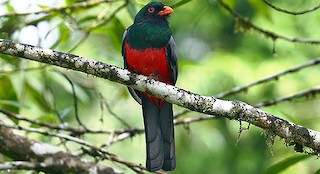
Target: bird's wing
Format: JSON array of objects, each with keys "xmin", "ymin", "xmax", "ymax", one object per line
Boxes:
[
  {"xmin": 166, "ymin": 36, "xmax": 178, "ymax": 84},
  {"xmin": 122, "ymin": 28, "xmax": 142, "ymax": 105}
]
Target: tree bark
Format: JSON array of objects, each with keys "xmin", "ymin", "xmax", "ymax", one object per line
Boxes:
[
  {"xmin": 0, "ymin": 39, "xmax": 319, "ymax": 156},
  {"xmin": 0, "ymin": 125, "xmax": 121, "ymax": 174}
]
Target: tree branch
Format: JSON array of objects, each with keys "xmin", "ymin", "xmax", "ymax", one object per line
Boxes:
[
  {"xmin": 0, "ymin": 121, "xmax": 150, "ymax": 173},
  {"xmin": 262, "ymin": 0, "xmax": 320, "ymax": 15},
  {"xmin": 0, "ymin": 39, "xmax": 319, "ymax": 153},
  {"xmin": 218, "ymin": 0, "xmax": 320, "ymax": 44},
  {"xmin": 0, "ymin": 0, "xmax": 117, "ymax": 17},
  {"xmin": 0, "ymin": 125, "xmax": 121, "ymax": 174},
  {"xmin": 216, "ymin": 58, "xmax": 320, "ymax": 98},
  {"xmin": 0, "ymin": 161, "xmax": 41, "ymax": 171},
  {"xmin": 254, "ymin": 87, "xmax": 320, "ymax": 108}
]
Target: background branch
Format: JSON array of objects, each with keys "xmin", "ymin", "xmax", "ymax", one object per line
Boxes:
[
  {"xmin": 0, "ymin": 121, "xmax": 150, "ymax": 173},
  {"xmin": 262, "ymin": 0, "xmax": 320, "ymax": 15},
  {"xmin": 218, "ymin": 0, "xmax": 320, "ymax": 44},
  {"xmin": 254, "ymin": 87, "xmax": 320, "ymax": 108},
  {"xmin": 0, "ymin": 0, "xmax": 116, "ymax": 17},
  {"xmin": 0, "ymin": 124, "xmax": 121, "ymax": 174},
  {"xmin": 216, "ymin": 58, "xmax": 320, "ymax": 98}
]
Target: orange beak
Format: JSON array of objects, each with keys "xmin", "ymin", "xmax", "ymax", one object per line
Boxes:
[{"xmin": 158, "ymin": 6, "xmax": 174, "ymax": 16}]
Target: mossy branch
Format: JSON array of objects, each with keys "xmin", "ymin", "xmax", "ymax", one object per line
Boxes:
[{"xmin": 0, "ymin": 39, "xmax": 319, "ymax": 154}]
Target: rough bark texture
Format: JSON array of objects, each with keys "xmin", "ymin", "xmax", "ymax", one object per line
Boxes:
[
  {"xmin": 0, "ymin": 39, "xmax": 319, "ymax": 155},
  {"xmin": 0, "ymin": 126, "xmax": 121, "ymax": 174}
]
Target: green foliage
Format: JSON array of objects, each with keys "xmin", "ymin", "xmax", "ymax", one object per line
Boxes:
[
  {"xmin": 265, "ymin": 155, "xmax": 311, "ymax": 174},
  {"xmin": 171, "ymin": 0, "xmax": 193, "ymax": 8},
  {"xmin": 0, "ymin": 76, "xmax": 19, "ymax": 123},
  {"xmin": 0, "ymin": 0, "xmax": 319, "ymax": 173},
  {"xmin": 31, "ymin": 113, "xmax": 60, "ymax": 128}
]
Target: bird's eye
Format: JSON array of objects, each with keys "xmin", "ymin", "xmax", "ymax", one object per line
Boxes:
[{"xmin": 147, "ymin": 6, "xmax": 155, "ymax": 13}]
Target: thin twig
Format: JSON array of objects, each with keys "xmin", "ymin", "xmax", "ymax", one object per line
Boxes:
[
  {"xmin": 99, "ymin": 93, "xmax": 132, "ymax": 128},
  {"xmin": 54, "ymin": 70, "xmax": 88, "ymax": 130},
  {"xmin": 254, "ymin": 87, "xmax": 320, "ymax": 108},
  {"xmin": 0, "ymin": 0, "xmax": 117, "ymax": 17},
  {"xmin": 0, "ymin": 109, "xmax": 111, "ymax": 135},
  {"xmin": 0, "ymin": 121, "xmax": 97, "ymax": 151},
  {"xmin": 174, "ymin": 115, "xmax": 219, "ymax": 125},
  {"xmin": 216, "ymin": 58, "xmax": 320, "ymax": 98},
  {"xmin": 262, "ymin": 0, "xmax": 320, "ymax": 15},
  {"xmin": 1, "ymin": 109, "xmax": 144, "ymax": 147},
  {"xmin": 173, "ymin": 109, "xmax": 191, "ymax": 119},
  {"xmin": 0, "ymin": 108, "xmax": 144, "ymax": 136},
  {"xmin": 218, "ymin": 0, "xmax": 320, "ymax": 44}
]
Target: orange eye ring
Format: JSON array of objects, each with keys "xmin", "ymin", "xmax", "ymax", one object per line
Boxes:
[{"xmin": 148, "ymin": 6, "xmax": 155, "ymax": 13}]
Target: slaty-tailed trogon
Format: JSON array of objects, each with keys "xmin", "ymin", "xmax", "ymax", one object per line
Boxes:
[{"xmin": 122, "ymin": 2, "xmax": 178, "ymax": 172}]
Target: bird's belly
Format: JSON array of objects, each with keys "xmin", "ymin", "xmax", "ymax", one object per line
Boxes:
[
  {"xmin": 125, "ymin": 44, "xmax": 172, "ymax": 84},
  {"xmin": 125, "ymin": 43, "xmax": 172, "ymax": 105}
]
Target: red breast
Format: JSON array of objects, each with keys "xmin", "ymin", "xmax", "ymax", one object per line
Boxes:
[{"xmin": 125, "ymin": 42, "xmax": 173, "ymax": 106}]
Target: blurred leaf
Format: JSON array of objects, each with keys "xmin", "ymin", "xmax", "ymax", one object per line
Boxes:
[
  {"xmin": 37, "ymin": 5, "xmax": 50, "ymax": 9},
  {"xmin": 105, "ymin": 17, "xmax": 126, "ymax": 51},
  {"xmin": 30, "ymin": 113, "xmax": 60, "ymax": 128},
  {"xmin": 265, "ymin": 154, "xmax": 310, "ymax": 174},
  {"xmin": 222, "ymin": 0, "xmax": 237, "ymax": 9},
  {"xmin": 135, "ymin": 0, "xmax": 149, "ymax": 5},
  {"xmin": 0, "ymin": 54, "xmax": 21, "ymax": 66},
  {"xmin": 59, "ymin": 107, "xmax": 73, "ymax": 120},
  {"xmin": 0, "ymin": 32, "xmax": 9, "ymax": 39},
  {"xmin": 127, "ymin": 2, "xmax": 139, "ymax": 19},
  {"xmin": 247, "ymin": 0, "xmax": 271, "ymax": 21},
  {"xmin": 65, "ymin": 0, "xmax": 77, "ymax": 6},
  {"xmin": 280, "ymin": 111, "xmax": 299, "ymax": 125},
  {"xmin": 0, "ymin": 77, "xmax": 18, "ymax": 112},
  {"xmin": 315, "ymin": 168, "xmax": 320, "ymax": 174},
  {"xmin": 59, "ymin": 24, "xmax": 71, "ymax": 45},
  {"xmin": 0, "ymin": 100, "xmax": 26, "ymax": 108},
  {"xmin": 49, "ymin": 37, "xmax": 61, "ymax": 49},
  {"xmin": 25, "ymin": 81, "xmax": 52, "ymax": 112},
  {"xmin": 171, "ymin": 0, "xmax": 192, "ymax": 8},
  {"xmin": 44, "ymin": 24, "xmax": 62, "ymax": 49},
  {"xmin": 0, "ymin": 16, "xmax": 22, "ymax": 36},
  {"xmin": 27, "ymin": 15, "xmax": 52, "ymax": 26},
  {"xmin": 0, "ymin": 76, "xmax": 19, "ymax": 123},
  {"xmin": 5, "ymin": 2, "xmax": 15, "ymax": 12},
  {"xmin": 78, "ymin": 15, "xmax": 98, "ymax": 25}
]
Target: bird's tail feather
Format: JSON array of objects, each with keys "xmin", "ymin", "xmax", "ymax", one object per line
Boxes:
[
  {"xmin": 160, "ymin": 102, "xmax": 176, "ymax": 171},
  {"xmin": 142, "ymin": 98, "xmax": 176, "ymax": 172},
  {"xmin": 142, "ymin": 98, "xmax": 164, "ymax": 172}
]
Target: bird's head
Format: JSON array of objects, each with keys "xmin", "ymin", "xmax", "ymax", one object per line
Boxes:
[{"xmin": 134, "ymin": 2, "xmax": 174, "ymax": 24}]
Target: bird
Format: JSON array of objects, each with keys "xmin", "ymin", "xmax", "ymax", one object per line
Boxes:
[{"xmin": 121, "ymin": 2, "xmax": 178, "ymax": 172}]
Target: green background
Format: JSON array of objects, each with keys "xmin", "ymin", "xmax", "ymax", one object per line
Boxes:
[{"xmin": 0, "ymin": 0, "xmax": 320, "ymax": 173}]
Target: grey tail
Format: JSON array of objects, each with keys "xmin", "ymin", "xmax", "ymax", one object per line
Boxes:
[
  {"xmin": 160, "ymin": 102, "xmax": 176, "ymax": 171},
  {"xmin": 142, "ymin": 98, "xmax": 176, "ymax": 172}
]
